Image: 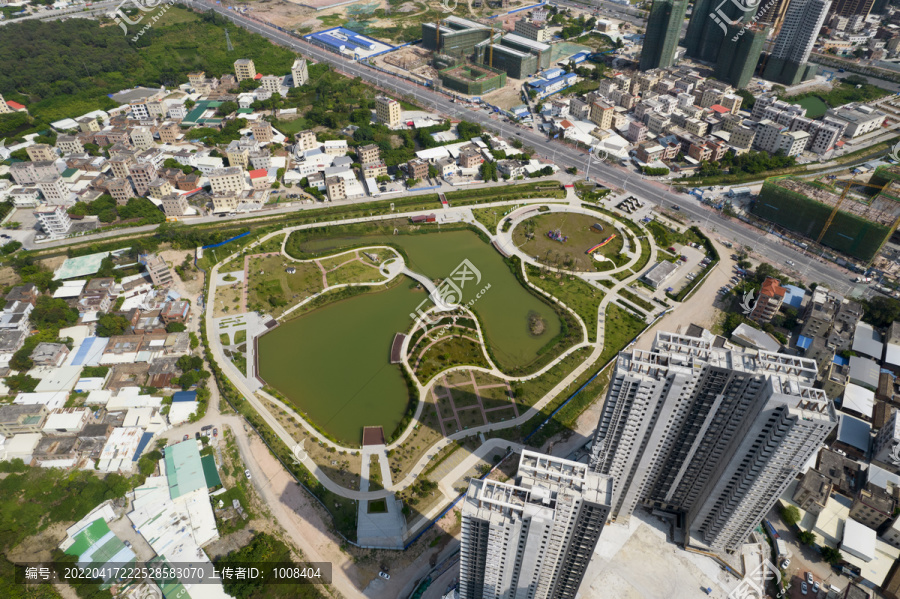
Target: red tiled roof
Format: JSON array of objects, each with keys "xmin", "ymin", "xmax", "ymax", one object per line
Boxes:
[
  {"xmin": 760, "ymin": 276, "xmax": 787, "ymax": 300},
  {"xmin": 249, "ymin": 169, "xmax": 267, "ymax": 179},
  {"xmin": 6, "ymin": 101, "xmax": 25, "ymax": 111},
  {"xmin": 254, "ymin": 73, "xmax": 263, "ymax": 80},
  {"xmin": 710, "ymin": 104, "xmax": 729, "ymax": 114}
]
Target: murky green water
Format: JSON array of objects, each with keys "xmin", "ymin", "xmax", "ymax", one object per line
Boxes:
[{"xmin": 258, "ymin": 229, "xmax": 562, "ymax": 444}]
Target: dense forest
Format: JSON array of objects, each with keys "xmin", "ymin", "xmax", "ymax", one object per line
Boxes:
[{"xmin": 0, "ymin": 7, "xmax": 296, "ymax": 122}]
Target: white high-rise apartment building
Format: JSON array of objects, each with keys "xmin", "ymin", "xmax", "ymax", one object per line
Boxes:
[
  {"xmin": 590, "ymin": 331, "xmax": 837, "ymax": 553},
  {"xmin": 459, "ymin": 450, "xmax": 612, "ymax": 599},
  {"xmin": 291, "ymin": 58, "xmax": 308, "ymax": 87},
  {"xmin": 771, "ymin": 0, "xmax": 831, "ymax": 64},
  {"xmin": 34, "ymin": 205, "xmax": 72, "ymax": 236}
]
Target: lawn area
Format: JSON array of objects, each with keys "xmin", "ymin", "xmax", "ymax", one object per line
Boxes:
[
  {"xmin": 246, "ymin": 254, "xmax": 324, "ymax": 317},
  {"xmin": 234, "ymin": 330, "xmax": 247, "ymax": 344},
  {"xmin": 513, "ymin": 212, "xmax": 625, "ymax": 272},
  {"xmin": 324, "ymin": 255, "xmax": 386, "ymax": 286},
  {"xmin": 471, "ymin": 207, "xmax": 508, "ymax": 234},
  {"xmin": 272, "ymin": 117, "xmax": 309, "ymax": 136},
  {"xmin": 619, "ymin": 288, "xmax": 655, "ymax": 313},
  {"xmin": 525, "ymin": 263, "xmax": 603, "ymax": 341},
  {"xmin": 414, "ymin": 333, "xmax": 489, "ymax": 384},
  {"xmin": 368, "ymin": 454, "xmax": 382, "ymax": 492}
]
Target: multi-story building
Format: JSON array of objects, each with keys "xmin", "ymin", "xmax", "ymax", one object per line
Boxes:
[
  {"xmin": 641, "ymin": 0, "xmax": 689, "ymax": 69},
  {"xmin": 778, "ymin": 130, "xmax": 810, "ymax": 157},
  {"xmin": 731, "ymin": 125, "xmax": 757, "ymax": 149},
  {"xmin": 251, "ymin": 120, "xmax": 274, "ymax": 144},
  {"xmin": 458, "ymin": 144, "xmax": 483, "ymax": 169},
  {"xmin": 259, "ymin": 75, "xmax": 282, "ymax": 95},
  {"xmin": 109, "ymin": 154, "xmax": 136, "ymax": 180},
  {"xmin": 147, "ymin": 178, "xmax": 174, "ymax": 200},
  {"xmin": 325, "ymin": 176, "xmax": 346, "ymax": 201},
  {"xmin": 849, "ymin": 483, "xmax": 896, "ymax": 529},
  {"xmin": 459, "ymin": 450, "xmax": 613, "ymax": 599},
  {"xmin": 590, "ymin": 100, "xmax": 614, "ymax": 129},
  {"xmin": 801, "ymin": 287, "xmax": 838, "ymax": 339},
  {"xmin": 627, "ymin": 121, "xmax": 648, "ymax": 143},
  {"xmin": 825, "ymin": 103, "xmax": 887, "ymax": 138},
  {"xmin": 750, "ymin": 277, "xmax": 788, "ymax": 323},
  {"xmin": 514, "ymin": 18, "xmax": 552, "ymax": 42},
  {"xmin": 357, "ymin": 144, "xmax": 381, "ymax": 165},
  {"xmin": 158, "ymin": 122, "xmax": 180, "ymax": 144},
  {"xmin": 129, "ymin": 126, "xmax": 154, "ymax": 150},
  {"xmin": 590, "ymin": 331, "xmax": 837, "ymax": 553},
  {"xmin": 128, "ymin": 162, "xmax": 158, "ymax": 197},
  {"xmin": 208, "ymin": 167, "xmax": 245, "ymax": 196},
  {"xmin": 295, "ymin": 130, "xmax": 318, "ymax": 153},
  {"xmin": 763, "ymin": 0, "xmax": 832, "ymax": 85},
  {"xmin": 248, "ymin": 149, "xmax": 271, "ymax": 170},
  {"xmin": 714, "ymin": 23, "xmax": 770, "ymax": 89},
  {"xmin": 832, "ymin": 0, "xmax": 875, "ymax": 17},
  {"xmin": 37, "ymin": 176, "xmax": 70, "ymax": 205},
  {"xmin": 34, "ymin": 205, "xmax": 72, "ymax": 236},
  {"xmin": 129, "ymin": 100, "xmax": 151, "ymax": 120},
  {"xmin": 225, "ymin": 138, "xmax": 258, "ymax": 169},
  {"xmin": 26, "ymin": 144, "xmax": 55, "ymax": 162},
  {"xmin": 0, "ymin": 404, "xmax": 49, "ymax": 436},
  {"xmin": 407, "ymin": 158, "xmax": 429, "ymax": 180},
  {"xmin": 160, "ymin": 194, "xmax": 188, "ymax": 219},
  {"xmin": 291, "ymin": 58, "xmax": 309, "ymax": 87},
  {"xmin": 234, "ymin": 58, "xmax": 257, "ymax": 81},
  {"xmin": 212, "ymin": 194, "xmax": 240, "ymax": 214},
  {"xmin": 56, "ymin": 134, "xmax": 83, "ymax": 155},
  {"xmin": 139, "ymin": 253, "xmax": 174, "ymax": 287},
  {"xmin": 375, "ymin": 95, "xmax": 401, "ymax": 128},
  {"xmin": 107, "ymin": 178, "xmax": 135, "ymax": 205}
]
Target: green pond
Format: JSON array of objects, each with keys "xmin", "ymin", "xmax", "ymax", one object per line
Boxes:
[{"xmin": 258, "ymin": 229, "xmax": 563, "ymax": 444}]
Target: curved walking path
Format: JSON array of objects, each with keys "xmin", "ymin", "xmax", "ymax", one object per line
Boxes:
[{"xmin": 205, "ymin": 198, "xmax": 664, "ymax": 504}]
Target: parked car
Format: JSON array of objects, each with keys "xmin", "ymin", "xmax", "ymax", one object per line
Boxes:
[
  {"xmin": 245, "ymin": 469, "xmax": 252, "ymax": 480},
  {"xmin": 201, "ymin": 425, "xmax": 213, "ymax": 431},
  {"xmin": 780, "ymin": 559, "xmax": 790, "ymax": 569},
  {"xmin": 801, "ymin": 582, "xmax": 808, "ymax": 595},
  {"xmin": 806, "ymin": 572, "xmax": 814, "ymax": 585},
  {"xmin": 124, "ymin": 540, "xmax": 132, "ymax": 549},
  {"xmin": 183, "ymin": 434, "xmax": 189, "ymax": 441},
  {"xmin": 213, "ymin": 428, "xmax": 218, "ymax": 437},
  {"xmin": 378, "ymin": 572, "xmax": 390, "ymax": 580},
  {"xmin": 195, "ymin": 431, "xmax": 201, "ymax": 440},
  {"xmin": 813, "ymin": 582, "xmax": 820, "ymax": 593}
]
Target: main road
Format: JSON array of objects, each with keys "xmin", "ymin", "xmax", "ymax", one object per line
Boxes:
[{"xmin": 189, "ymin": 0, "xmax": 861, "ymax": 295}]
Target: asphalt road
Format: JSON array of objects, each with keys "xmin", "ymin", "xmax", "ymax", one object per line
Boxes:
[{"xmin": 189, "ymin": 0, "xmax": 861, "ymax": 295}]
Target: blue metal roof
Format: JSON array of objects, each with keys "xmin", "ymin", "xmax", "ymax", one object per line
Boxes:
[
  {"xmin": 782, "ymin": 284, "xmax": 806, "ymax": 309},
  {"xmin": 132, "ymin": 432, "xmax": 154, "ymax": 462},
  {"xmin": 833, "ymin": 355, "xmax": 849, "ymax": 366},
  {"xmin": 796, "ymin": 335, "xmax": 812, "ymax": 350},
  {"xmin": 172, "ymin": 390, "xmax": 197, "ymax": 403}
]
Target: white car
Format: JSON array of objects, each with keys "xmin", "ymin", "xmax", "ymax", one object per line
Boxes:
[
  {"xmin": 378, "ymin": 571, "xmax": 390, "ymax": 580},
  {"xmin": 801, "ymin": 582, "xmax": 808, "ymax": 595},
  {"xmin": 780, "ymin": 559, "xmax": 790, "ymax": 569},
  {"xmin": 244, "ymin": 469, "xmax": 252, "ymax": 480},
  {"xmin": 806, "ymin": 572, "xmax": 814, "ymax": 585}
]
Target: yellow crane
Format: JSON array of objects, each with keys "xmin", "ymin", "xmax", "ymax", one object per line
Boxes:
[{"xmin": 816, "ymin": 177, "xmax": 890, "ymax": 243}]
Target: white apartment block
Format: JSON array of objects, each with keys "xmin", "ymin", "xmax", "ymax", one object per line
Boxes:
[
  {"xmin": 752, "ymin": 119, "xmax": 786, "ymax": 153},
  {"xmin": 825, "ymin": 103, "xmax": 886, "ymax": 138},
  {"xmin": 259, "ymin": 75, "xmax": 283, "ymax": 95},
  {"xmin": 514, "ymin": 19, "xmax": 552, "ymax": 42},
  {"xmin": 208, "ymin": 167, "xmax": 246, "ymax": 195},
  {"xmin": 459, "ymin": 450, "xmax": 612, "ymax": 599},
  {"xmin": 291, "ymin": 58, "xmax": 309, "ymax": 87},
  {"xmin": 34, "ymin": 205, "xmax": 72, "ymax": 236},
  {"xmin": 590, "ymin": 331, "xmax": 837, "ymax": 553},
  {"xmin": 130, "ymin": 101, "xmax": 150, "ymax": 120},
  {"xmin": 778, "ymin": 130, "xmax": 810, "ymax": 157},
  {"xmin": 37, "ymin": 176, "xmax": 71, "ymax": 205}
]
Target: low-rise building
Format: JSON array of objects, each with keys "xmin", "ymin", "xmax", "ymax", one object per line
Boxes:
[
  {"xmin": 208, "ymin": 167, "xmax": 245, "ymax": 195},
  {"xmin": 161, "ymin": 194, "xmax": 189, "ymax": 219},
  {"xmin": 0, "ymin": 404, "xmax": 49, "ymax": 436},
  {"xmin": 325, "ymin": 176, "xmax": 346, "ymax": 201},
  {"xmin": 34, "ymin": 205, "xmax": 72, "ymax": 236},
  {"xmin": 140, "ymin": 253, "xmax": 174, "ymax": 288}
]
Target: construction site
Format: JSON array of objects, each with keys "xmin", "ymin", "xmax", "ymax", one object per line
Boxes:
[{"xmin": 752, "ymin": 176, "xmax": 900, "ymax": 262}]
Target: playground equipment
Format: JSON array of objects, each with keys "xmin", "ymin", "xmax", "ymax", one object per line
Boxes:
[
  {"xmin": 586, "ymin": 235, "xmax": 616, "ymax": 254},
  {"xmin": 547, "ymin": 229, "xmax": 568, "ymax": 243}
]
